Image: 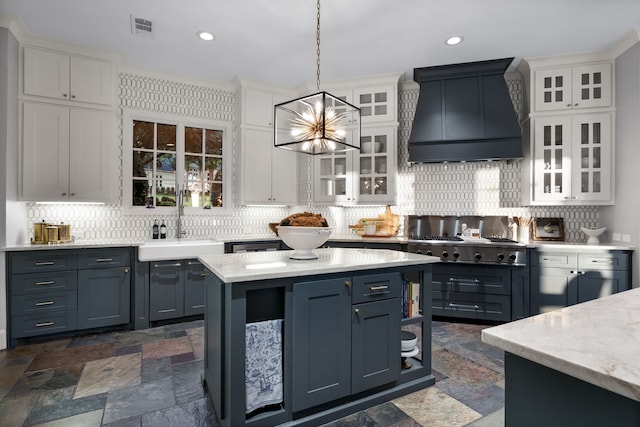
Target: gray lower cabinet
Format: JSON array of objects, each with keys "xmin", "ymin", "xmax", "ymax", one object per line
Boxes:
[
  {"xmin": 7, "ymin": 247, "xmax": 132, "ymax": 345},
  {"xmin": 292, "ymin": 272, "xmax": 401, "ymax": 412},
  {"xmin": 530, "ymin": 248, "xmax": 631, "ymax": 315},
  {"xmin": 149, "ymin": 259, "xmax": 205, "ymax": 321}
]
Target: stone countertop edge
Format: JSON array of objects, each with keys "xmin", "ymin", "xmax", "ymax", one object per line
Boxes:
[
  {"xmin": 197, "ymin": 247, "xmax": 440, "ymax": 283},
  {"xmin": 481, "ymin": 287, "xmax": 640, "ymax": 402}
]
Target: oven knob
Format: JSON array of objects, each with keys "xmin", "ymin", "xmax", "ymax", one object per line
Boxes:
[
  {"xmin": 509, "ymin": 254, "xmax": 517, "ymax": 262},
  {"xmin": 441, "ymin": 251, "xmax": 449, "ymax": 258},
  {"xmin": 474, "ymin": 253, "xmax": 481, "ymax": 261},
  {"xmin": 426, "ymin": 250, "xmax": 433, "ymax": 256},
  {"xmin": 497, "ymin": 253, "xmax": 505, "ymax": 261},
  {"xmin": 453, "ymin": 252, "xmax": 460, "ymax": 259}
]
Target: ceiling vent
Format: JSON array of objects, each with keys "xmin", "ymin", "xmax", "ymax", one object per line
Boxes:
[{"xmin": 130, "ymin": 15, "xmax": 154, "ymax": 38}]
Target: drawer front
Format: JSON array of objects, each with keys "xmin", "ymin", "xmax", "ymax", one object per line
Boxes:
[
  {"xmin": 432, "ymin": 291, "xmax": 511, "ymax": 322},
  {"xmin": 432, "ymin": 265, "xmax": 511, "ymax": 295},
  {"xmin": 534, "ymin": 251, "xmax": 578, "ymax": 268},
  {"xmin": 578, "ymin": 252, "xmax": 628, "ymax": 271},
  {"xmin": 12, "ymin": 290, "xmax": 78, "ymax": 316},
  {"xmin": 11, "ymin": 271, "xmax": 78, "ymax": 295},
  {"xmin": 352, "ymin": 272, "xmax": 401, "ymax": 304},
  {"xmin": 77, "ymin": 248, "xmax": 131, "ymax": 269},
  {"xmin": 11, "ymin": 252, "xmax": 77, "ymax": 274},
  {"xmin": 11, "ymin": 310, "xmax": 78, "ymax": 338}
]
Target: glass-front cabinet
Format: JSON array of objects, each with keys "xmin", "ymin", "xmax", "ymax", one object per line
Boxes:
[
  {"xmin": 531, "ymin": 113, "xmax": 612, "ymax": 204},
  {"xmin": 533, "ymin": 63, "xmax": 612, "ymax": 112},
  {"xmin": 314, "ymin": 126, "xmax": 396, "ymax": 205}
]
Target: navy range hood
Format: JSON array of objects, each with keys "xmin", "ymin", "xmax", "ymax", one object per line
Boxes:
[{"xmin": 408, "ymin": 58, "xmax": 523, "ymax": 163}]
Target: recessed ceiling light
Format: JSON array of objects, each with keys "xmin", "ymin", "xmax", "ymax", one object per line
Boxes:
[
  {"xmin": 197, "ymin": 31, "xmax": 215, "ymax": 41},
  {"xmin": 445, "ymin": 36, "xmax": 464, "ymax": 46}
]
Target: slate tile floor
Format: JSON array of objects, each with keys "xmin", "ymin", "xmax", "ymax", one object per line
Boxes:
[{"xmin": 0, "ymin": 320, "xmax": 504, "ymax": 426}]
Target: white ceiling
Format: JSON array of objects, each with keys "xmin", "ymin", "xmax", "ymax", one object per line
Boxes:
[{"xmin": 2, "ymin": 0, "xmax": 640, "ymax": 86}]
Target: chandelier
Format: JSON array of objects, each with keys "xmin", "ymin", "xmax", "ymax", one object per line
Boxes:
[{"xmin": 274, "ymin": 0, "xmax": 361, "ymax": 154}]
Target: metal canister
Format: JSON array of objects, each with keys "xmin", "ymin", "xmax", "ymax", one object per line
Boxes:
[
  {"xmin": 46, "ymin": 226, "xmax": 59, "ymax": 243},
  {"xmin": 58, "ymin": 224, "xmax": 71, "ymax": 242},
  {"xmin": 33, "ymin": 221, "xmax": 49, "ymax": 244}
]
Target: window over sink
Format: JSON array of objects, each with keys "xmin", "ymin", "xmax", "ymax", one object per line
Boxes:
[{"xmin": 123, "ymin": 110, "xmax": 231, "ymax": 214}]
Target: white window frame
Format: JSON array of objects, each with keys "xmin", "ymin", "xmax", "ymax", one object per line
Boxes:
[{"xmin": 122, "ymin": 109, "xmax": 232, "ymax": 215}]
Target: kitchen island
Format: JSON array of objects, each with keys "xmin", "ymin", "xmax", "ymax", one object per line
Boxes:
[
  {"xmin": 482, "ymin": 288, "xmax": 640, "ymax": 426},
  {"xmin": 198, "ymin": 247, "xmax": 439, "ymax": 427}
]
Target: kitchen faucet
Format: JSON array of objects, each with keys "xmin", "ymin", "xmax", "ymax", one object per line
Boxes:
[{"xmin": 177, "ymin": 187, "xmax": 187, "ymax": 238}]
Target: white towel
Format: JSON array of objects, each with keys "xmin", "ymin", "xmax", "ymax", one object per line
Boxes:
[{"xmin": 245, "ymin": 319, "xmax": 283, "ymax": 413}]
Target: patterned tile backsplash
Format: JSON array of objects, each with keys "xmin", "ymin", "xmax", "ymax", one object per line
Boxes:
[{"xmin": 26, "ymin": 72, "xmax": 598, "ymax": 243}]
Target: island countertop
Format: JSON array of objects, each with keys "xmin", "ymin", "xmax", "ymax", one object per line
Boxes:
[
  {"xmin": 198, "ymin": 247, "xmax": 440, "ymax": 283},
  {"xmin": 482, "ymin": 287, "xmax": 640, "ymax": 402}
]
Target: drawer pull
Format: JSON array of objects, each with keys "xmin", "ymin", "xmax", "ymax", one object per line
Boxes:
[
  {"xmin": 35, "ymin": 301, "xmax": 55, "ymax": 306},
  {"xmin": 154, "ymin": 263, "xmax": 182, "ymax": 268},
  {"xmin": 35, "ymin": 261, "xmax": 55, "ymax": 266},
  {"xmin": 449, "ymin": 303, "xmax": 480, "ymax": 310},
  {"xmin": 200, "ymin": 273, "xmax": 209, "ymax": 277},
  {"xmin": 96, "ymin": 258, "xmax": 113, "ymax": 262},
  {"xmin": 158, "ymin": 309, "xmax": 176, "ymax": 313},
  {"xmin": 35, "ymin": 321, "xmax": 55, "ymax": 327},
  {"xmin": 448, "ymin": 278, "xmax": 480, "ymax": 284},
  {"xmin": 36, "ymin": 280, "xmax": 56, "ymax": 286},
  {"xmin": 370, "ymin": 285, "xmax": 389, "ymax": 292}
]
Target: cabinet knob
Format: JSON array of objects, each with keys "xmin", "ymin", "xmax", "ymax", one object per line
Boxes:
[
  {"xmin": 345, "ymin": 280, "xmax": 352, "ymax": 288},
  {"xmin": 71, "ymin": 95, "xmax": 76, "ymax": 99},
  {"xmin": 70, "ymin": 193, "xmax": 75, "ymax": 196},
  {"xmin": 354, "ymin": 308, "xmax": 360, "ymax": 315},
  {"xmin": 62, "ymin": 192, "xmax": 67, "ymax": 196},
  {"xmin": 124, "ymin": 268, "xmax": 129, "ymax": 273},
  {"xmin": 63, "ymin": 93, "xmax": 68, "ymax": 98}
]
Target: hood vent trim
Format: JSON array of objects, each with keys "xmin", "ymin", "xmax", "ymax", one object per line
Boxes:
[{"xmin": 408, "ymin": 58, "xmax": 523, "ymax": 163}]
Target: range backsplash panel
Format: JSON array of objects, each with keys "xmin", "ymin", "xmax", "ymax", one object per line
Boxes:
[{"xmin": 26, "ymin": 72, "xmax": 598, "ymax": 243}]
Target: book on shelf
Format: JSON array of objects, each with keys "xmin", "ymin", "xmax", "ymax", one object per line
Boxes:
[{"xmin": 402, "ymin": 279, "xmax": 421, "ymax": 319}]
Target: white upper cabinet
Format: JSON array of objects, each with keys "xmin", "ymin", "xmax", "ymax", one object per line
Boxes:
[
  {"xmin": 533, "ymin": 63, "xmax": 612, "ymax": 112},
  {"xmin": 528, "ymin": 113, "xmax": 612, "ymax": 205},
  {"xmin": 522, "ymin": 54, "xmax": 615, "ymax": 206},
  {"xmin": 23, "ymin": 46, "xmax": 114, "ymax": 106},
  {"xmin": 323, "ymin": 82, "xmax": 398, "ymax": 124},
  {"xmin": 234, "ymin": 79, "xmax": 298, "ymax": 205},
  {"xmin": 21, "ymin": 102, "xmax": 115, "ymax": 203}
]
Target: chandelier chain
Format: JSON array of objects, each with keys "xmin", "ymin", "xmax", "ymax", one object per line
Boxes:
[{"xmin": 316, "ymin": 0, "xmax": 321, "ymax": 92}]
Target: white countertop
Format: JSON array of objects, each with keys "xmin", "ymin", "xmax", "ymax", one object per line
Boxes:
[
  {"xmin": 198, "ymin": 247, "xmax": 440, "ymax": 283},
  {"xmin": 482, "ymin": 288, "xmax": 640, "ymax": 402}
]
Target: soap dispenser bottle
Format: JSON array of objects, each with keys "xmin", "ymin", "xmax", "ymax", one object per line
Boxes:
[
  {"xmin": 152, "ymin": 219, "xmax": 159, "ymax": 239},
  {"xmin": 160, "ymin": 220, "xmax": 167, "ymax": 239}
]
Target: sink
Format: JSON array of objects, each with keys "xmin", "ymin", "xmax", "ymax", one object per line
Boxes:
[{"xmin": 138, "ymin": 239, "xmax": 224, "ymax": 261}]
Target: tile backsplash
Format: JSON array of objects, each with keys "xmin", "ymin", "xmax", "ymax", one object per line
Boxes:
[{"xmin": 26, "ymin": 72, "xmax": 598, "ymax": 243}]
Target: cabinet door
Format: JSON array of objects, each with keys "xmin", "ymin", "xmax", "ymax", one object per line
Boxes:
[
  {"xmin": 21, "ymin": 102, "xmax": 70, "ymax": 201},
  {"xmin": 570, "ymin": 113, "xmax": 612, "ymax": 202},
  {"xmin": 23, "ymin": 47, "xmax": 70, "ymax": 100},
  {"xmin": 530, "ymin": 267, "xmax": 574, "ymax": 315},
  {"xmin": 534, "ymin": 68, "xmax": 572, "ymax": 111},
  {"xmin": 77, "ymin": 267, "xmax": 130, "ymax": 329},
  {"xmin": 574, "ymin": 270, "xmax": 624, "ymax": 305},
  {"xmin": 270, "ymin": 144, "xmax": 298, "ymax": 204},
  {"xmin": 69, "ymin": 108, "xmax": 116, "ymax": 202},
  {"xmin": 351, "ymin": 298, "xmax": 400, "ymax": 394},
  {"xmin": 244, "ymin": 87, "xmax": 275, "ymax": 127},
  {"xmin": 357, "ymin": 127, "xmax": 396, "ymax": 204},
  {"xmin": 70, "ymin": 56, "xmax": 113, "ymax": 105},
  {"xmin": 314, "ymin": 152, "xmax": 356, "ymax": 204},
  {"xmin": 532, "ymin": 116, "xmax": 572, "ymax": 202},
  {"xmin": 292, "ymin": 277, "xmax": 352, "ymax": 411},
  {"xmin": 241, "ymin": 128, "xmax": 273, "ymax": 203},
  {"xmin": 184, "ymin": 260, "xmax": 206, "ymax": 316},
  {"xmin": 571, "ymin": 64, "xmax": 612, "ymax": 109},
  {"xmin": 353, "ymin": 86, "xmax": 395, "ymax": 123},
  {"xmin": 149, "ymin": 261, "xmax": 185, "ymax": 321}
]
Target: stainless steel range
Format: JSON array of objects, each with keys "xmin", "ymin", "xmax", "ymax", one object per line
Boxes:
[
  {"xmin": 406, "ymin": 215, "xmax": 529, "ymax": 322},
  {"xmin": 406, "ymin": 215, "xmax": 526, "ymax": 265}
]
